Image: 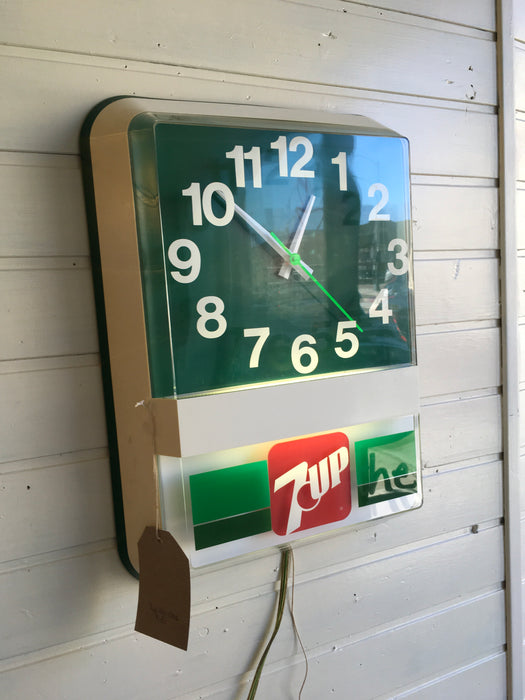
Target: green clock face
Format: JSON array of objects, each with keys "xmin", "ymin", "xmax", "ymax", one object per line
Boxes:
[{"xmin": 129, "ymin": 114, "xmax": 414, "ymax": 397}]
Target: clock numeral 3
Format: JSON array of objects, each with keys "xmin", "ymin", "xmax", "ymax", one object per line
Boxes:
[{"xmin": 387, "ymin": 238, "xmax": 409, "ymax": 275}]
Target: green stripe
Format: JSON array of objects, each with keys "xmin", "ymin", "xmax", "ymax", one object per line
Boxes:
[
  {"xmin": 194, "ymin": 508, "xmax": 272, "ymax": 550},
  {"xmin": 189, "ymin": 460, "xmax": 270, "ymax": 526}
]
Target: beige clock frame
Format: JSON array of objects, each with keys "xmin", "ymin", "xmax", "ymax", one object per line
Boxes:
[{"xmin": 84, "ymin": 97, "xmax": 420, "ymax": 573}]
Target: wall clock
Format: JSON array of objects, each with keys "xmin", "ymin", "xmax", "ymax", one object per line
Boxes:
[{"xmin": 82, "ymin": 98, "xmax": 420, "ymax": 572}]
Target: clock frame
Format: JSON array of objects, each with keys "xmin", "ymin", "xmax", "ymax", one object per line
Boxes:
[{"xmin": 81, "ymin": 97, "xmax": 420, "ymax": 573}]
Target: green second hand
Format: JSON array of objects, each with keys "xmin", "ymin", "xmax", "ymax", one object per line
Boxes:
[{"xmin": 269, "ymin": 232, "xmax": 363, "ymax": 333}]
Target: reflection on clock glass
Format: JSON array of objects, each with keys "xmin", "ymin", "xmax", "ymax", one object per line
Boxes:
[{"xmin": 128, "ymin": 115, "xmax": 415, "ymax": 397}]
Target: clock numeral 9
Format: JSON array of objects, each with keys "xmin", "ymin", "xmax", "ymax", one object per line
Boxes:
[
  {"xmin": 167, "ymin": 239, "xmax": 201, "ymax": 283},
  {"xmin": 226, "ymin": 145, "xmax": 262, "ymax": 188},
  {"xmin": 182, "ymin": 182, "xmax": 235, "ymax": 226},
  {"xmin": 270, "ymin": 136, "xmax": 315, "ymax": 178}
]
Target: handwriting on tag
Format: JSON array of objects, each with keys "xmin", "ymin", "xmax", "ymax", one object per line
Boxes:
[{"xmin": 135, "ymin": 527, "xmax": 190, "ymax": 650}]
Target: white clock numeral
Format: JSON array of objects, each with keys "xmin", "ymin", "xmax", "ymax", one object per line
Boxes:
[
  {"xmin": 182, "ymin": 182, "xmax": 235, "ymax": 226},
  {"xmin": 196, "ymin": 296, "xmax": 227, "ymax": 339},
  {"xmin": 368, "ymin": 183, "xmax": 390, "ymax": 221},
  {"xmin": 331, "ymin": 151, "xmax": 348, "ymax": 191},
  {"xmin": 291, "ymin": 334, "xmax": 319, "ymax": 374},
  {"xmin": 244, "ymin": 327, "xmax": 270, "ymax": 368},
  {"xmin": 334, "ymin": 320, "xmax": 359, "ymax": 358},
  {"xmin": 167, "ymin": 239, "xmax": 201, "ymax": 283},
  {"xmin": 387, "ymin": 238, "xmax": 409, "ymax": 275},
  {"xmin": 225, "ymin": 145, "xmax": 262, "ymax": 188},
  {"xmin": 270, "ymin": 135, "xmax": 315, "ymax": 178},
  {"xmin": 368, "ymin": 288, "xmax": 392, "ymax": 324}
]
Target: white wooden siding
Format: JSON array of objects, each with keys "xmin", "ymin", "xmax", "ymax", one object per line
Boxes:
[
  {"xmin": 516, "ymin": 3, "xmax": 525, "ymax": 692},
  {"xmin": 0, "ymin": 1, "xmax": 507, "ymax": 698}
]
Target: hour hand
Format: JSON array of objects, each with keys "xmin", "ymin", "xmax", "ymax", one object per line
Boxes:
[
  {"xmin": 215, "ymin": 192, "xmax": 313, "ymax": 280},
  {"xmin": 279, "ymin": 195, "xmax": 315, "ymax": 280}
]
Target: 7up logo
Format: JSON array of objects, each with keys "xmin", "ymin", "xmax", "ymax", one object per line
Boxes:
[{"xmin": 268, "ymin": 432, "xmax": 351, "ymax": 536}]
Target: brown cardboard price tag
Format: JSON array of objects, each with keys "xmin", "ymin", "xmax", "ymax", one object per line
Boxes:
[{"xmin": 135, "ymin": 527, "xmax": 190, "ymax": 650}]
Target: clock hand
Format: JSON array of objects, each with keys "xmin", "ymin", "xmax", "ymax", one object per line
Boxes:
[
  {"xmin": 270, "ymin": 230, "xmax": 363, "ymax": 332},
  {"xmin": 278, "ymin": 195, "xmax": 316, "ymax": 280},
  {"xmin": 215, "ymin": 192, "xmax": 313, "ymax": 280}
]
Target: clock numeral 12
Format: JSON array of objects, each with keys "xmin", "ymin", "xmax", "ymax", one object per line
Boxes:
[
  {"xmin": 182, "ymin": 182, "xmax": 235, "ymax": 226},
  {"xmin": 225, "ymin": 145, "xmax": 262, "ymax": 188},
  {"xmin": 270, "ymin": 136, "xmax": 315, "ymax": 178}
]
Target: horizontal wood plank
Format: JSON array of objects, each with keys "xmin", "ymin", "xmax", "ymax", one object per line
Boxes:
[
  {"xmin": 414, "ymin": 257, "xmax": 499, "ymax": 326},
  {"xmin": 345, "ymin": 0, "xmax": 495, "ymax": 31},
  {"xmin": 420, "ymin": 394, "xmax": 501, "ymax": 466},
  {"xmin": 0, "ymin": 156, "xmax": 89, "ymax": 257},
  {"xmin": 417, "ymin": 326, "xmax": 500, "ymax": 397},
  {"xmin": 0, "ymin": 457, "xmax": 114, "ymax": 564},
  {"xmin": 0, "ymin": 365, "xmax": 107, "ymax": 464},
  {"xmin": 0, "ymin": 587, "xmax": 504, "ymax": 699},
  {"xmin": 0, "ymin": 49, "xmax": 498, "ymax": 181},
  {"xmin": 412, "ymin": 183, "xmax": 497, "ymax": 251},
  {"xmin": 245, "ymin": 592, "xmax": 505, "ymax": 700},
  {"xmin": 0, "ymin": 1, "xmax": 496, "ymax": 105},
  {"xmin": 0, "ymin": 268, "xmax": 98, "ymax": 360}
]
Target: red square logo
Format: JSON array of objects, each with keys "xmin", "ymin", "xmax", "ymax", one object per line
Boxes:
[{"xmin": 268, "ymin": 432, "xmax": 351, "ymax": 536}]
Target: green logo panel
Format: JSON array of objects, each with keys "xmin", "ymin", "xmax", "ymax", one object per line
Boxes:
[
  {"xmin": 189, "ymin": 461, "xmax": 271, "ymax": 550},
  {"xmin": 355, "ymin": 431, "xmax": 418, "ymax": 506}
]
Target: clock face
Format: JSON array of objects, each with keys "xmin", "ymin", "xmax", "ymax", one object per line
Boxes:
[{"xmin": 129, "ymin": 114, "xmax": 414, "ymax": 397}]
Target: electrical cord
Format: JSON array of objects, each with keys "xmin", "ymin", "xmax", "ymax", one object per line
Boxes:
[{"xmin": 246, "ymin": 546, "xmax": 308, "ymax": 699}]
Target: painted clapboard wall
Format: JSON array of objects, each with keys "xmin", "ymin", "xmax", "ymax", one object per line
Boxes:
[
  {"xmin": 516, "ymin": 0, "xmax": 525, "ymax": 691},
  {"xmin": 0, "ymin": 1, "xmax": 508, "ymax": 698}
]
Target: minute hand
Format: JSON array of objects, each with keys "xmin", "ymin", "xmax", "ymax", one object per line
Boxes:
[
  {"xmin": 216, "ymin": 193, "xmax": 313, "ymax": 280},
  {"xmin": 269, "ymin": 230, "xmax": 363, "ymax": 332}
]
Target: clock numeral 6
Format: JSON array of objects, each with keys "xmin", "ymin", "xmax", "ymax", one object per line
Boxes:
[
  {"xmin": 196, "ymin": 296, "xmax": 227, "ymax": 339},
  {"xmin": 182, "ymin": 182, "xmax": 235, "ymax": 227},
  {"xmin": 291, "ymin": 334, "xmax": 319, "ymax": 375}
]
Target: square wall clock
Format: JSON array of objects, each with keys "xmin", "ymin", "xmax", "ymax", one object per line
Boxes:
[{"xmin": 81, "ymin": 98, "xmax": 421, "ymax": 573}]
